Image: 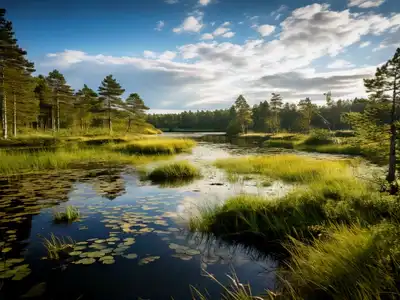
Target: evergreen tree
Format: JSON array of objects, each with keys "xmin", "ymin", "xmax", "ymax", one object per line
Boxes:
[
  {"xmin": 252, "ymin": 101, "xmax": 270, "ymax": 132},
  {"xmin": 298, "ymin": 97, "xmax": 316, "ymax": 132},
  {"xmin": 46, "ymin": 70, "xmax": 75, "ymax": 131},
  {"xmin": 98, "ymin": 75, "xmax": 125, "ymax": 134},
  {"xmin": 363, "ymin": 47, "xmax": 400, "ymax": 189},
  {"xmin": 75, "ymin": 84, "xmax": 98, "ymax": 131},
  {"xmin": 34, "ymin": 75, "xmax": 53, "ymax": 130},
  {"xmin": 234, "ymin": 95, "xmax": 252, "ymax": 134},
  {"xmin": 125, "ymin": 93, "xmax": 149, "ymax": 131},
  {"xmin": 269, "ymin": 93, "xmax": 283, "ymax": 132},
  {"xmin": 0, "ymin": 9, "xmax": 34, "ymax": 139}
]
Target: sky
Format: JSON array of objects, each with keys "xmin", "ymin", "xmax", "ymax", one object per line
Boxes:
[{"xmin": 4, "ymin": 0, "xmax": 400, "ymax": 113}]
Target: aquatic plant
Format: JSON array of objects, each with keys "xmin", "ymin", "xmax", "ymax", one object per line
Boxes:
[
  {"xmin": 53, "ymin": 206, "xmax": 81, "ymax": 223},
  {"xmin": 114, "ymin": 138, "xmax": 196, "ymax": 155},
  {"xmin": 42, "ymin": 233, "xmax": 75, "ymax": 259},
  {"xmin": 147, "ymin": 161, "xmax": 201, "ymax": 182}
]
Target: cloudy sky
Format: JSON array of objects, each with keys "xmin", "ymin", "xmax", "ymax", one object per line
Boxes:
[{"xmin": 5, "ymin": 0, "xmax": 400, "ymax": 113}]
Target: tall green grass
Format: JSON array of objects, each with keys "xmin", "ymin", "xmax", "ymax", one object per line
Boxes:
[
  {"xmin": 0, "ymin": 148, "xmax": 169, "ymax": 176},
  {"xmin": 215, "ymin": 154, "xmax": 351, "ymax": 183},
  {"xmin": 53, "ymin": 206, "xmax": 80, "ymax": 223},
  {"xmin": 113, "ymin": 138, "xmax": 196, "ymax": 155},
  {"xmin": 43, "ymin": 233, "xmax": 75, "ymax": 259},
  {"xmin": 147, "ymin": 161, "xmax": 201, "ymax": 182},
  {"xmin": 279, "ymin": 223, "xmax": 400, "ymax": 300}
]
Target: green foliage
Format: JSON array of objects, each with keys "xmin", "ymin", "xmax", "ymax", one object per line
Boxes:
[
  {"xmin": 234, "ymin": 95, "xmax": 252, "ymax": 134},
  {"xmin": 303, "ymin": 129, "xmax": 334, "ymax": 145},
  {"xmin": 147, "ymin": 161, "xmax": 201, "ymax": 182},
  {"xmin": 53, "ymin": 206, "xmax": 80, "ymax": 223}
]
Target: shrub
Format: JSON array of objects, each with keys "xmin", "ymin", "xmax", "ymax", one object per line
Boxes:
[
  {"xmin": 303, "ymin": 129, "xmax": 334, "ymax": 145},
  {"xmin": 53, "ymin": 206, "xmax": 80, "ymax": 223},
  {"xmin": 147, "ymin": 161, "xmax": 201, "ymax": 182}
]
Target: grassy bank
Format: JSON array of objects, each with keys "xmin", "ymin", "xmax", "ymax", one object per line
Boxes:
[
  {"xmin": 190, "ymin": 153, "xmax": 400, "ymax": 299},
  {"xmin": 0, "ymin": 137, "xmax": 196, "ymax": 176},
  {"xmin": 113, "ymin": 138, "xmax": 196, "ymax": 155}
]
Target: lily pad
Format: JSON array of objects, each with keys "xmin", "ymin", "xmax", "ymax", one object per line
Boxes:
[
  {"xmin": 87, "ymin": 251, "xmax": 105, "ymax": 258},
  {"xmin": 99, "ymin": 256, "xmax": 114, "ymax": 262},
  {"xmin": 106, "ymin": 237, "xmax": 119, "ymax": 242},
  {"xmin": 12, "ymin": 269, "xmax": 31, "ymax": 280},
  {"xmin": 94, "ymin": 239, "xmax": 106, "ymax": 244},
  {"xmin": 6, "ymin": 258, "xmax": 24, "ymax": 264},
  {"xmin": 123, "ymin": 253, "xmax": 138, "ymax": 260},
  {"xmin": 73, "ymin": 246, "xmax": 86, "ymax": 251},
  {"xmin": 69, "ymin": 251, "xmax": 82, "ymax": 256},
  {"xmin": 101, "ymin": 259, "xmax": 115, "ymax": 265},
  {"xmin": 172, "ymin": 254, "xmax": 193, "ymax": 261},
  {"xmin": 185, "ymin": 249, "xmax": 201, "ymax": 256},
  {"xmin": 76, "ymin": 241, "xmax": 88, "ymax": 245},
  {"xmin": 2, "ymin": 247, "xmax": 12, "ymax": 253},
  {"xmin": 75, "ymin": 258, "xmax": 96, "ymax": 265},
  {"xmin": 138, "ymin": 256, "xmax": 160, "ymax": 266},
  {"xmin": 21, "ymin": 282, "xmax": 46, "ymax": 298}
]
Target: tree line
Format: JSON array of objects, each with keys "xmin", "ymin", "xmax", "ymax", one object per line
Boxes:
[
  {"xmin": 0, "ymin": 9, "xmax": 149, "ymax": 138},
  {"xmin": 147, "ymin": 95, "xmax": 369, "ymax": 134}
]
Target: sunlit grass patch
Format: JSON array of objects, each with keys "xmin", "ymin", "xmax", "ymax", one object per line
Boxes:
[
  {"xmin": 279, "ymin": 223, "xmax": 400, "ymax": 300},
  {"xmin": 215, "ymin": 154, "xmax": 351, "ymax": 183},
  {"xmin": 53, "ymin": 206, "xmax": 80, "ymax": 223},
  {"xmin": 147, "ymin": 161, "xmax": 201, "ymax": 183},
  {"xmin": 43, "ymin": 233, "xmax": 75, "ymax": 259},
  {"xmin": 114, "ymin": 138, "xmax": 196, "ymax": 155}
]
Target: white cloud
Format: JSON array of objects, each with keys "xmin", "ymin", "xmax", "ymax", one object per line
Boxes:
[
  {"xmin": 257, "ymin": 24, "xmax": 275, "ymax": 37},
  {"xmin": 213, "ymin": 26, "xmax": 230, "ymax": 36},
  {"xmin": 327, "ymin": 59, "xmax": 355, "ymax": 69},
  {"xmin": 165, "ymin": 0, "xmax": 178, "ymax": 3},
  {"xmin": 348, "ymin": 0, "xmax": 385, "ymax": 8},
  {"xmin": 199, "ymin": 0, "xmax": 211, "ymax": 6},
  {"xmin": 221, "ymin": 22, "xmax": 231, "ymax": 27},
  {"xmin": 222, "ymin": 32, "xmax": 235, "ymax": 38},
  {"xmin": 359, "ymin": 41, "xmax": 371, "ymax": 48},
  {"xmin": 143, "ymin": 50, "xmax": 157, "ymax": 59},
  {"xmin": 159, "ymin": 51, "xmax": 177, "ymax": 61},
  {"xmin": 155, "ymin": 21, "xmax": 165, "ymax": 31},
  {"xmin": 275, "ymin": 14, "xmax": 282, "ymax": 20},
  {"xmin": 173, "ymin": 16, "xmax": 203, "ymax": 33},
  {"xmin": 42, "ymin": 4, "xmax": 400, "ymax": 109},
  {"xmin": 201, "ymin": 33, "xmax": 214, "ymax": 40}
]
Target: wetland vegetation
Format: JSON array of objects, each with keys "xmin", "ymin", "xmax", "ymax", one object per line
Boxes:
[{"xmin": 2, "ymin": 6, "xmax": 400, "ymax": 300}]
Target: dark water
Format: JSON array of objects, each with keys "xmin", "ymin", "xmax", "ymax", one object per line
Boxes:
[{"xmin": 0, "ymin": 140, "xmax": 282, "ymax": 300}]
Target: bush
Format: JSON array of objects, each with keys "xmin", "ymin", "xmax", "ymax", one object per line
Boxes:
[
  {"xmin": 303, "ymin": 129, "xmax": 334, "ymax": 145},
  {"xmin": 147, "ymin": 161, "xmax": 201, "ymax": 182}
]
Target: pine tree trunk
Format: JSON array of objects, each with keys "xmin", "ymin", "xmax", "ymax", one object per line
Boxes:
[
  {"xmin": 1, "ymin": 67, "xmax": 8, "ymax": 139},
  {"xmin": 51, "ymin": 106, "xmax": 56, "ymax": 133},
  {"xmin": 56, "ymin": 96, "xmax": 60, "ymax": 132},
  {"xmin": 127, "ymin": 117, "xmax": 131, "ymax": 132},
  {"xmin": 387, "ymin": 78, "xmax": 397, "ymax": 192},
  {"xmin": 13, "ymin": 92, "xmax": 16, "ymax": 137},
  {"xmin": 108, "ymin": 98, "xmax": 112, "ymax": 134}
]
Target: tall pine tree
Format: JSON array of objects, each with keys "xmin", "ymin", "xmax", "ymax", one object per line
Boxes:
[
  {"xmin": 125, "ymin": 93, "xmax": 149, "ymax": 131},
  {"xmin": 0, "ymin": 9, "xmax": 34, "ymax": 139},
  {"xmin": 75, "ymin": 84, "xmax": 99, "ymax": 131},
  {"xmin": 98, "ymin": 75, "xmax": 125, "ymax": 134},
  {"xmin": 269, "ymin": 93, "xmax": 283, "ymax": 132}
]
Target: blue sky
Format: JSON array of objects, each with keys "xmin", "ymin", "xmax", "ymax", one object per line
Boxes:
[{"xmin": 4, "ymin": 0, "xmax": 400, "ymax": 112}]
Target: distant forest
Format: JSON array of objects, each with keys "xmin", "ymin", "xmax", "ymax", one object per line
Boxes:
[{"xmin": 147, "ymin": 95, "xmax": 369, "ymax": 133}]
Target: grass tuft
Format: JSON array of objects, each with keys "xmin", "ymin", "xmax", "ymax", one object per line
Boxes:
[
  {"xmin": 43, "ymin": 233, "xmax": 75, "ymax": 259},
  {"xmin": 147, "ymin": 161, "xmax": 201, "ymax": 183},
  {"xmin": 53, "ymin": 206, "xmax": 80, "ymax": 223},
  {"xmin": 114, "ymin": 138, "xmax": 196, "ymax": 155}
]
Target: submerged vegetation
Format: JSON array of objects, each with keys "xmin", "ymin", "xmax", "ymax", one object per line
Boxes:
[
  {"xmin": 147, "ymin": 161, "xmax": 201, "ymax": 183},
  {"xmin": 53, "ymin": 206, "xmax": 80, "ymax": 223}
]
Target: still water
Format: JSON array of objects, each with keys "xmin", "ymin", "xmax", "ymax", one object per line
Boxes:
[{"xmin": 0, "ymin": 138, "xmax": 286, "ymax": 300}]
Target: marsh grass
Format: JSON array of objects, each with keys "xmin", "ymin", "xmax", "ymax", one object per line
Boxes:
[
  {"xmin": 53, "ymin": 206, "xmax": 80, "ymax": 223},
  {"xmin": 43, "ymin": 233, "xmax": 75, "ymax": 259},
  {"xmin": 214, "ymin": 154, "xmax": 351, "ymax": 183},
  {"xmin": 114, "ymin": 138, "xmax": 196, "ymax": 155},
  {"xmin": 147, "ymin": 161, "xmax": 201, "ymax": 182},
  {"xmin": 278, "ymin": 223, "xmax": 400, "ymax": 300},
  {"xmin": 0, "ymin": 148, "xmax": 170, "ymax": 176}
]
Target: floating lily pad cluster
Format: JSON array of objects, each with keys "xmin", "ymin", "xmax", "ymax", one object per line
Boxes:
[
  {"xmin": 0, "ymin": 259, "xmax": 31, "ymax": 280},
  {"xmin": 169, "ymin": 243, "xmax": 201, "ymax": 261}
]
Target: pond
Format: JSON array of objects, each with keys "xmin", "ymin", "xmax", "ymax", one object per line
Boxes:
[{"xmin": 0, "ymin": 135, "xmax": 288, "ymax": 300}]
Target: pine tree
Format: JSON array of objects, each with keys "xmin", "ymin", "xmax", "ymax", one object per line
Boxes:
[
  {"xmin": 0, "ymin": 9, "xmax": 35, "ymax": 139},
  {"xmin": 269, "ymin": 93, "xmax": 283, "ymax": 132},
  {"xmin": 364, "ymin": 47, "xmax": 400, "ymax": 190},
  {"xmin": 125, "ymin": 93, "xmax": 149, "ymax": 131},
  {"xmin": 234, "ymin": 95, "xmax": 252, "ymax": 134},
  {"xmin": 298, "ymin": 97, "xmax": 316, "ymax": 132},
  {"xmin": 46, "ymin": 70, "xmax": 75, "ymax": 132},
  {"xmin": 34, "ymin": 75, "xmax": 53, "ymax": 130},
  {"xmin": 98, "ymin": 75, "xmax": 125, "ymax": 134},
  {"xmin": 75, "ymin": 84, "xmax": 98, "ymax": 131}
]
